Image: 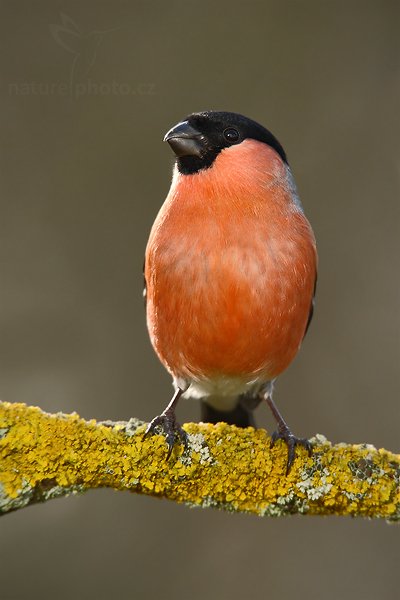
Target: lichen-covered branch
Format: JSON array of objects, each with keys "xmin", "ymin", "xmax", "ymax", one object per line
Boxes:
[{"xmin": 0, "ymin": 401, "xmax": 399, "ymax": 520}]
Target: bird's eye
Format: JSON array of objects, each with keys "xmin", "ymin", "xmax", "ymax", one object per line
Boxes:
[{"xmin": 223, "ymin": 127, "xmax": 240, "ymax": 143}]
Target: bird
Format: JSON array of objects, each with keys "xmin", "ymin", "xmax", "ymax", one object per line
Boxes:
[{"xmin": 144, "ymin": 111, "xmax": 317, "ymax": 473}]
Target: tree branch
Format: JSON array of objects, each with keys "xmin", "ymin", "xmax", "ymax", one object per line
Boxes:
[{"xmin": 0, "ymin": 401, "xmax": 399, "ymax": 520}]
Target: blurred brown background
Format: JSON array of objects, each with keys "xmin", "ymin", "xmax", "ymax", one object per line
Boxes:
[{"xmin": 1, "ymin": 1, "xmax": 399, "ymax": 599}]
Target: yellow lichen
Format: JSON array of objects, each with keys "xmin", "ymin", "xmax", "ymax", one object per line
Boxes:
[{"xmin": 0, "ymin": 401, "xmax": 399, "ymax": 519}]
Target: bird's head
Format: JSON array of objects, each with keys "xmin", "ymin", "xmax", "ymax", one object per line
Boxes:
[{"xmin": 164, "ymin": 111, "xmax": 288, "ymax": 175}]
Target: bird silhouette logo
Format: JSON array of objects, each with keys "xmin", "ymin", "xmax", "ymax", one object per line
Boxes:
[{"xmin": 49, "ymin": 13, "xmax": 118, "ymax": 91}]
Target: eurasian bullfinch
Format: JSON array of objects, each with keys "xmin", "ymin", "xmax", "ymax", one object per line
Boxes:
[{"xmin": 144, "ymin": 111, "xmax": 317, "ymax": 472}]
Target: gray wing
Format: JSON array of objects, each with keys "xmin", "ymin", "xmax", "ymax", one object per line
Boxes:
[{"xmin": 303, "ymin": 274, "xmax": 317, "ymax": 339}]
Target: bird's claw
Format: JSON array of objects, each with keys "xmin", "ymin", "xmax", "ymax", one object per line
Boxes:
[
  {"xmin": 270, "ymin": 426, "xmax": 313, "ymax": 475},
  {"xmin": 145, "ymin": 411, "xmax": 188, "ymax": 458}
]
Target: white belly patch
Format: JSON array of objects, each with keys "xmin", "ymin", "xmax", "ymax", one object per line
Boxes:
[{"xmin": 177, "ymin": 375, "xmax": 273, "ymax": 411}]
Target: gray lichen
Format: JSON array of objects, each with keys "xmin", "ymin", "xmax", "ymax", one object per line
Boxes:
[{"xmin": 0, "ymin": 427, "xmax": 9, "ymax": 439}]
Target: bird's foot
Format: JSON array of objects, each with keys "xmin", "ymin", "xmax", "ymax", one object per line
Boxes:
[
  {"xmin": 270, "ymin": 425, "xmax": 313, "ymax": 475},
  {"xmin": 145, "ymin": 409, "xmax": 188, "ymax": 459}
]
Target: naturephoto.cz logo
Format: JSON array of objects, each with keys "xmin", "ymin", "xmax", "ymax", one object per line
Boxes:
[{"xmin": 8, "ymin": 13, "xmax": 156, "ymax": 98}]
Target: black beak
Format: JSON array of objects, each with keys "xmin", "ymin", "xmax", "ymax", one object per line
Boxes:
[{"xmin": 164, "ymin": 121, "xmax": 204, "ymax": 158}]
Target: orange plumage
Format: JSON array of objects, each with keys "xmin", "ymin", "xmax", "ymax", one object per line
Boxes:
[{"xmin": 146, "ymin": 139, "xmax": 316, "ymax": 384}]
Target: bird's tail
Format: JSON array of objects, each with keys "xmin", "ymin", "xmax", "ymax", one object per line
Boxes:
[{"xmin": 200, "ymin": 398, "xmax": 256, "ymax": 428}]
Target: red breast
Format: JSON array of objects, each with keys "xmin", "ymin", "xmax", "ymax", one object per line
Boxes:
[{"xmin": 145, "ymin": 139, "xmax": 317, "ymax": 384}]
